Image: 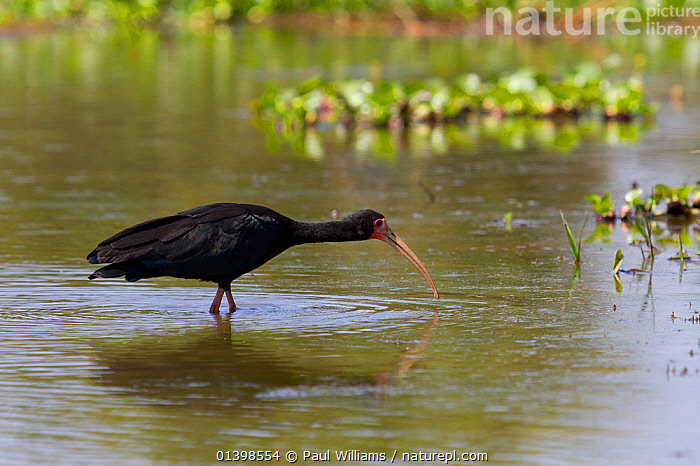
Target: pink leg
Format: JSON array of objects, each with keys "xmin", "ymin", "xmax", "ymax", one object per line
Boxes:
[
  {"xmin": 225, "ymin": 290, "xmax": 236, "ymax": 313},
  {"xmin": 209, "ymin": 288, "xmax": 224, "ymax": 314}
]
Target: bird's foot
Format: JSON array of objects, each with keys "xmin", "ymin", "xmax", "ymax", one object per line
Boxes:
[{"xmin": 225, "ymin": 290, "xmax": 236, "ymax": 314}]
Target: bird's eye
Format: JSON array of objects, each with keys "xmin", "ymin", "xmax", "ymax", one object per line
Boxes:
[{"xmin": 374, "ymin": 218, "xmax": 385, "ymax": 228}]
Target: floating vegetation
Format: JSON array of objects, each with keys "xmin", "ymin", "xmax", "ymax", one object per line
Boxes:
[
  {"xmin": 586, "ymin": 183, "xmax": 700, "ymax": 221},
  {"xmin": 585, "ymin": 192, "xmax": 615, "ymax": 220},
  {"xmin": 253, "ymin": 65, "xmax": 655, "ymax": 134},
  {"xmin": 585, "ymin": 184, "xmax": 700, "ymax": 273}
]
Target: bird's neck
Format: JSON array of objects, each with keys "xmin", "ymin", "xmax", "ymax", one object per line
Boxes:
[{"xmin": 292, "ymin": 219, "xmax": 364, "ymax": 245}]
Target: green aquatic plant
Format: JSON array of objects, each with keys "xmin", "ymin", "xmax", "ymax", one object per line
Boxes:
[
  {"xmin": 585, "ymin": 183, "xmax": 700, "ymax": 220},
  {"xmin": 613, "ymin": 248, "xmax": 624, "ymax": 274},
  {"xmin": 585, "ymin": 192, "xmax": 614, "ymax": 219},
  {"xmin": 612, "ymin": 248, "xmax": 623, "ymax": 293},
  {"xmin": 620, "ymin": 187, "xmax": 646, "ymax": 218},
  {"xmin": 691, "ymin": 186, "xmax": 700, "ymax": 207},
  {"xmin": 254, "ymin": 65, "xmax": 655, "ymax": 133},
  {"xmin": 0, "ymin": 0, "xmax": 572, "ymax": 26},
  {"xmin": 502, "ymin": 211, "xmax": 513, "ymax": 232},
  {"xmin": 600, "ymin": 78, "xmax": 655, "ymax": 120},
  {"xmin": 624, "ymin": 187, "xmax": 645, "ymax": 207},
  {"xmin": 669, "ymin": 232, "xmax": 691, "ymax": 261},
  {"xmin": 560, "ymin": 211, "xmax": 588, "ymax": 264},
  {"xmin": 652, "ymin": 184, "xmax": 694, "ymax": 203},
  {"xmin": 653, "ymin": 184, "xmax": 696, "ymax": 216},
  {"xmin": 634, "ymin": 206, "xmax": 655, "ymax": 262}
]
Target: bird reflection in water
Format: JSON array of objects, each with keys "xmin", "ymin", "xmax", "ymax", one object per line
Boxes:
[{"xmin": 95, "ymin": 311, "xmax": 440, "ymax": 404}]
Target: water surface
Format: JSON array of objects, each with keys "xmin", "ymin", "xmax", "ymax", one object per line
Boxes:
[{"xmin": 0, "ymin": 28, "xmax": 699, "ymax": 465}]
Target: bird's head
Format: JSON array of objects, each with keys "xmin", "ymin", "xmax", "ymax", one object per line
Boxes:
[
  {"xmin": 341, "ymin": 209, "xmax": 385, "ymax": 239},
  {"xmin": 344, "ymin": 209, "xmax": 439, "ymax": 299}
]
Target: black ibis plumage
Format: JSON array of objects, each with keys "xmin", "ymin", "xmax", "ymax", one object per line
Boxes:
[{"xmin": 87, "ymin": 203, "xmax": 439, "ymax": 314}]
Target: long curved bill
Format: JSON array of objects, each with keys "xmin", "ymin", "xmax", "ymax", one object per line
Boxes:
[{"xmin": 372, "ymin": 226, "xmax": 440, "ymax": 299}]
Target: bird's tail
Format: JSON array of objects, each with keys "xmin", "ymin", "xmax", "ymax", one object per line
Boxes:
[
  {"xmin": 88, "ymin": 262, "xmax": 154, "ymax": 282},
  {"xmin": 86, "ymin": 249, "xmax": 99, "ymax": 264}
]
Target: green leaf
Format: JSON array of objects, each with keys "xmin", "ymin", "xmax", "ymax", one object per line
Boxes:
[
  {"xmin": 585, "ymin": 192, "xmax": 614, "ymax": 216},
  {"xmin": 612, "ymin": 248, "xmax": 623, "ymax": 274},
  {"xmin": 634, "ymin": 206, "xmax": 655, "ymax": 260},
  {"xmin": 503, "ymin": 211, "xmax": 513, "ymax": 232},
  {"xmin": 577, "ymin": 214, "xmax": 588, "ymax": 262},
  {"xmin": 632, "ymin": 222, "xmax": 648, "ymax": 241},
  {"xmin": 652, "ymin": 184, "xmax": 672, "ymax": 203},
  {"xmin": 675, "ymin": 185, "xmax": 693, "ymax": 203},
  {"xmin": 298, "ymin": 78, "xmax": 325, "ymax": 96},
  {"xmin": 668, "ymin": 234, "xmax": 690, "ymax": 261},
  {"xmin": 560, "ymin": 210, "xmax": 580, "ymax": 263}
]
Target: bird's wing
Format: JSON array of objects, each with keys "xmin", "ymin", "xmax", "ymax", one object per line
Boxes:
[
  {"xmin": 101, "ymin": 203, "xmax": 250, "ymax": 249},
  {"xmin": 148, "ymin": 212, "xmax": 287, "ymax": 280},
  {"xmin": 88, "ymin": 204, "xmax": 290, "ymax": 281},
  {"xmin": 88, "ymin": 204, "xmax": 251, "ymax": 264}
]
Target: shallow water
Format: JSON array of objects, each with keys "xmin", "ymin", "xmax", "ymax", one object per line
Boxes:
[{"xmin": 1, "ymin": 28, "xmax": 699, "ymax": 465}]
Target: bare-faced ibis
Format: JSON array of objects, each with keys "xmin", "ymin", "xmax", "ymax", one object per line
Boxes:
[{"xmin": 87, "ymin": 203, "xmax": 439, "ymax": 314}]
